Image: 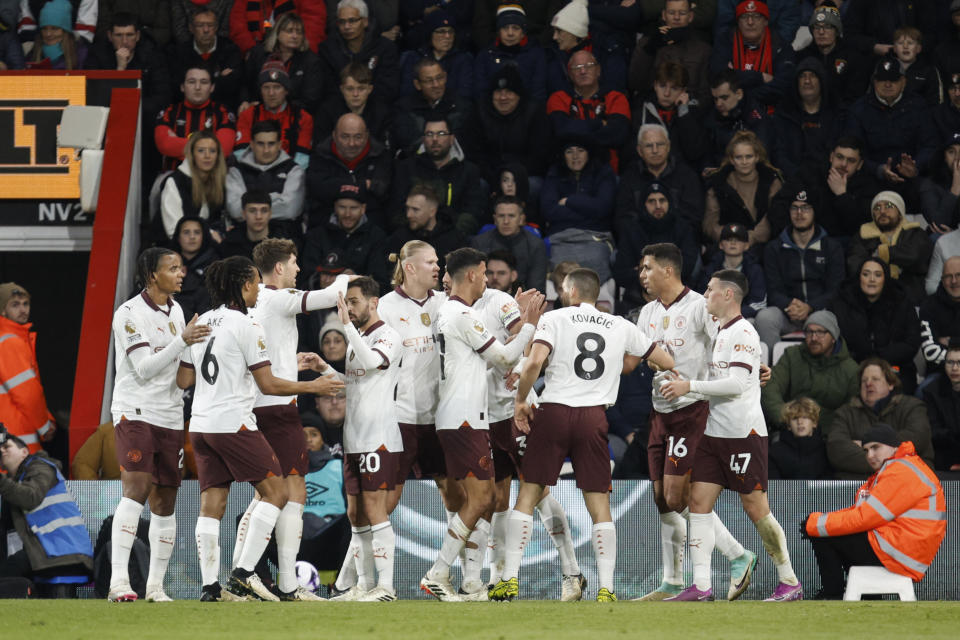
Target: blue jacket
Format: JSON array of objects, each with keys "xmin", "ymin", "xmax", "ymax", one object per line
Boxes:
[
  {"xmin": 697, "ymin": 250, "xmax": 767, "ymax": 319},
  {"xmin": 844, "ymin": 90, "xmax": 939, "ymax": 177},
  {"xmin": 710, "ymin": 27, "xmax": 796, "ymax": 106},
  {"xmin": 541, "ymin": 159, "xmax": 617, "ymax": 235},
  {"xmin": 474, "ymin": 38, "xmax": 547, "ymax": 102},
  {"xmin": 399, "ymin": 47, "xmax": 475, "ymax": 99},
  {"xmin": 763, "ymin": 225, "xmax": 844, "ymax": 311}
]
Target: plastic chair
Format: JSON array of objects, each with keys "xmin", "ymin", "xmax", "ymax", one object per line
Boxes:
[{"xmin": 843, "ymin": 566, "xmax": 916, "ymax": 601}]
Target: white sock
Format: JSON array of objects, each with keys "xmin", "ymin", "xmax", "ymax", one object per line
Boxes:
[
  {"xmin": 195, "ymin": 516, "xmax": 221, "ymax": 588},
  {"xmin": 501, "ymin": 511, "xmax": 534, "ymax": 581},
  {"xmin": 658, "ymin": 511, "xmax": 686, "ymax": 586},
  {"xmin": 755, "ymin": 513, "xmax": 799, "ymax": 585},
  {"xmin": 335, "ymin": 527, "xmax": 363, "ymax": 591},
  {"xmin": 536, "ymin": 494, "xmax": 580, "ymax": 576},
  {"xmin": 488, "ymin": 510, "xmax": 509, "ymax": 584},
  {"xmin": 428, "ymin": 514, "xmax": 471, "ymax": 581},
  {"xmin": 445, "ymin": 509, "xmax": 457, "ymax": 524},
  {"xmin": 371, "ymin": 521, "xmax": 395, "ymax": 591},
  {"xmin": 236, "ymin": 502, "xmax": 280, "ymax": 573},
  {"xmin": 591, "ymin": 522, "xmax": 616, "ymax": 592},
  {"xmin": 462, "ymin": 518, "xmax": 490, "ymax": 590},
  {"xmin": 146, "ymin": 513, "xmax": 176, "ymax": 592},
  {"xmin": 688, "ymin": 513, "xmax": 715, "ymax": 591},
  {"xmin": 232, "ymin": 498, "xmax": 259, "ymax": 569},
  {"xmin": 358, "ymin": 526, "xmax": 376, "ymax": 590},
  {"xmin": 275, "ymin": 501, "xmax": 304, "ymax": 593},
  {"xmin": 110, "ymin": 497, "xmax": 144, "ymax": 589},
  {"xmin": 712, "ymin": 511, "xmax": 745, "ymax": 561}
]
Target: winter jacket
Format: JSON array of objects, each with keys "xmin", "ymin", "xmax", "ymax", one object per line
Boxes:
[
  {"xmin": 226, "ymin": 148, "xmax": 304, "ymax": 221},
  {"xmin": 844, "ymin": 0, "xmax": 937, "ymax": 57},
  {"xmin": 229, "ymin": 0, "xmax": 326, "ymax": 54},
  {"xmin": 471, "ymin": 228, "xmax": 548, "ymax": 293},
  {"xmin": 87, "ymin": 36, "xmax": 171, "ymax": 117},
  {"xmin": 614, "ymin": 155, "xmax": 705, "ymax": 234},
  {"xmin": 703, "ymin": 164, "xmax": 781, "ymax": 245},
  {"xmin": 19, "ymin": 0, "xmax": 95, "ymax": 43},
  {"xmin": 96, "ymin": 0, "xmax": 171, "ymax": 46},
  {"xmin": 544, "ymin": 37, "xmax": 627, "ymax": 98},
  {"xmin": 474, "ymin": 95, "xmax": 551, "ymax": 182},
  {"xmin": 701, "ymin": 92, "xmax": 774, "ymax": 169},
  {"xmin": 825, "ymin": 393, "xmax": 935, "ymax": 479},
  {"xmin": 0, "ymin": 29, "xmax": 24, "ymax": 69},
  {"xmin": 166, "ymin": 36, "xmax": 243, "ymax": 109},
  {"xmin": 902, "ymin": 58, "xmax": 943, "ymax": 107},
  {"xmin": 0, "ymin": 315, "xmax": 54, "ymax": 452},
  {"xmin": 546, "ymin": 87, "xmax": 631, "ymax": 170},
  {"xmin": 713, "ymin": 0, "xmax": 800, "ymax": 44},
  {"xmin": 805, "ymin": 441, "xmax": 945, "ymax": 581},
  {"xmin": 217, "ymin": 221, "xmax": 298, "ymax": 260},
  {"xmin": 846, "ymin": 220, "xmax": 933, "ymax": 304},
  {"xmin": 154, "ymin": 99, "xmax": 236, "ymax": 170},
  {"xmin": 242, "ymin": 46, "xmax": 325, "ymax": 114},
  {"xmin": 235, "ymin": 102, "xmax": 313, "ymax": 162},
  {"xmin": 387, "ymin": 213, "xmax": 468, "ymax": 279},
  {"xmin": 710, "ymin": 26, "xmax": 796, "ymax": 106},
  {"xmin": 795, "ymin": 41, "xmax": 872, "ymax": 109},
  {"xmin": 71, "ymin": 422, "xmax": 121, "ymax": 480},
  {"xmin": 319, "ymin": 24, "xmax": 400, "ymax": 101},
  {"xmin": 830, "ymin": 273, "xmax": 921, "ymax": 392},
  {"xmin": 390, "ymin": 89, "xmax": 477, "ymax": 157},
  {"xmin": 170, "ymin": 244, "xmax": 216, "ymax": 321},
  {"xmin": 471, "ymin": 0, "xmax": 563, "ymax": 50},
  {"xmin": 630, "ymin": 98, "xmax": 708, "ymax": 170},
  {"xmin": 772, "ymin": 58, "xmax": 844, "ymax": 179},
  {"xmin": 917, "ymin": 176, "xmax": 960, "ymax": 229},
  {"xmin": 695, "ymin": 251, "xmax": 767, "ymax": 319},
  {"xmin": 918, "ymin": 282, "xmax": 960, "ymax": 369},
  {"xmin": 541, "ymin": 158, "xmax": 617, "ymax": 235},
  {"xmin": 792, "ymin": 159, "xmax": 879, "ymax": 239},
  {"xmin": 923, "ymin": 374, "xmax": 960, "ymax": 471},
  {"xmin": 763, "ymin": 225, "xmax": 846, "ymax": 312},
  {"xmin": 761, "ymin": 339, "xmax": 860, "ymax": 430},
  {"xmin": 158, "ymin": 161, "xmax": 226, "ymax": 239},
  {"xmin": 844, "ymin": 90, "xmax": 939, "ymax": 178},
  {"xmin": 768, "ymin": 430, "xmax": 831, "ymax": 479},
  {"xmin": 475, "ymin": 36, "xmax": 548, "ymax": 103},
  {"xmin": 171, "ymin": 0, "xmax": 232, "ymax": 45},
  {"xmin": 399, "ymin": 46, "xmax": 474, "ymax": 99},
  {"xmin": 313, "ymin": 93, "xmax": 394, "ymax": 152},
  {"xmin": 306, "ymin": 135, "xmax": 393, "ymax": 228},
  {"xmin": 301, "ymin": 216, "xmax": 390, "ymax": 288},
  {"xmin": 629, "ymin": 27, "xmax": 712, "ymax": 107},
  {"xmin": 0, "ymin": 451, "xmax": 93, "ymax": 575}
]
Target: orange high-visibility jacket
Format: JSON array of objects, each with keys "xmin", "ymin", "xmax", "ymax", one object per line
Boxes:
[
  {"xmin": 805, "ymin": 441, "xmax": 947, "ymax": 581},
  {"xmin": 0, "ymin": 316, "xmax": 54, "ymax": 453}
]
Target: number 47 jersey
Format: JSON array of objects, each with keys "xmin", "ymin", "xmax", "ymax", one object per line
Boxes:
[{"xmin": 534, "ymin": 303, "xmax": 655, "ymax": 407}]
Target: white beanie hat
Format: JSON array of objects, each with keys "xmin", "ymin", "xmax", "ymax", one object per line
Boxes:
[
  {"xmin": 871, "ymin": 190, "xmax": 906, "ymax": 217},
  {"xmin": 551, "ymin": 0, "xmax": 589, "ymax": 39}
]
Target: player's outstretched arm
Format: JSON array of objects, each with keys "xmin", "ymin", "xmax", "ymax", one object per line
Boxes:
[
  {"xmin": 252, "ymin": 364, "xmax": 345, "ymax": 397},
  {"xmin": 303, "ymin": 274, "xmax": 354, "ymax": 312},
  {"xmin": 645, "ymin": 345, "xmax": 675, "ymax": 372}
]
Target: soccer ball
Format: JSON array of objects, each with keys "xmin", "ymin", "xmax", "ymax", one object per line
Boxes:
[{"xmin": 295, "ymin": 560, "xmax": 320, "ymax": 591}]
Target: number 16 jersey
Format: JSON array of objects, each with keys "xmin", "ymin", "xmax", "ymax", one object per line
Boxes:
[{"xmin": 534, "ymin": 303, "xmax": 655, "ymax": 407}]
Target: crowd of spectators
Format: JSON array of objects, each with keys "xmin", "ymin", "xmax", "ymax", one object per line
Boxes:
[{"xmin": 5, "ymin": 0, "xmax": 960, "ymax": 481}]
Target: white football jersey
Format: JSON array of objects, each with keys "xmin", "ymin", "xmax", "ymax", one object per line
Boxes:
[
  {"xmin": 250, "ymin": 278, "xmax": 348, "ymax": 408},
  {"xmin": 698, "ymin": 316, "xmax": 766, "ymax": 438},
  {"xmin": 182, "ymin": 306, "xmax": 271, "ymax": 434},
  {"xmin": 377, "ymin": 287, "xmax": 446, "ymax": 424},
  {"xmin": 343, "ymin": 320, "xmax": 403, "ymax": 453},
  {"xmin": 111, "ymin": 291, "xmax": 187, "ymax": 429},
  {"xmin": 536, "ymin": 303, "xmax": 654, "ymax": 407},
  {"xmin": 636, "ymin": 288, "xmax": 717, "ymax": 413},
  {"xmin": 474, "ymin": 288, "xmax": 522, "ymax": 422}
]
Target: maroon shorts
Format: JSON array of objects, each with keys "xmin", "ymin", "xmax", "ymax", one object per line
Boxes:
[
  {"xmin": 437, "ymin": 426, "xmax": 494, "ymax": 481},
  {"xmin": 343, "ymin": 449, "xmax": 400, "ymax": 495},
  {"xmin": 692, "ymin": 433, "xmax": 769, "ymax": 494},
  {"xmin": 114, "ymin": 419, "xmax": 184, "ymax": 488},
  {"xmin": 254, "ymin": 404, "xmax": 308, "ymax": 477},
  {"xmin": 520, "ymin": 403, "xmax": 611, "ymax": 493},
  {"xmin": 189, "ymin": 428, "xmax": 283, "ymax": 492},
  {"xmin": 646, "ymin": 401, "xmax": 709, "ymax": 481},
  {"xmin": 395, "ymin": 423, "xmax": 447, "ymax": 484},
  {"xmin": 490, "ymin": 418, "xmax": 525, "ymax": 482}
]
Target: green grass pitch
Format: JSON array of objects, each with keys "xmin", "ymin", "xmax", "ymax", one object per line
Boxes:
[{"xmin": 8, "ymin": 601, "xmax": 960, "ymax": 640}]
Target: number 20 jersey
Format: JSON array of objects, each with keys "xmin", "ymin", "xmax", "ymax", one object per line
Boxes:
[
  {"xmin": 181, "ymin": 306, "xmax": 271, "ymax": 434},
  {"xmin": 534, "ymin": 303, "xmax": 655, "ymax": 408}
]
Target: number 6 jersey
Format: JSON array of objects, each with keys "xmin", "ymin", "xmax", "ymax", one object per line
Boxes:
[
  {"xmin": 534, "ymin": 303, "xmax": 655, "ymax": 407},
  {"xmin": 180, "ymin": 305, "xmax": 271, "ymax": 434}
]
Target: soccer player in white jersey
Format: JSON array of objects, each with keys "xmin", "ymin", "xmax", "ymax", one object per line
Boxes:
[
  {"xmin": 490, "ymin": 268, "xmax": 675, "ymax": 603},
  {"xmin": 420, "ymin": 248, "xmax": 544, "ymax": 601},
  {"xmin": 660, "ymin": 269, "xmax": 803, "ymax": 602},
  {"xmin": 223, "ymin": 238, "xmax": 350, "ymax": 601},
  {"xmin": 107, "ymin": 248, "xmax": 212, "ymax": 602},
  {"xmin": 176, "ymin": 257, "xmax": 344, "ymax": 602},
  {"xmin": 477, "ymin": 268, "xmax": 584, "ymax": 602},
  {"xmin": 635, "ymin": 243, "xmax": 758, "ymax": 601}
]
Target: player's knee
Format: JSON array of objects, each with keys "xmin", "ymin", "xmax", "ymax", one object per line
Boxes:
[{"xmin": 663, "ymin": 489, "xmax": 686, "ymax": 513}]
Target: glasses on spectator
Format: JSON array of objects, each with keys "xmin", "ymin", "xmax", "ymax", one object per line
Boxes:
[
  {"xmin": 946, "ymin": 359, "xmax": 960, "ymax": 368},
  {"xmin": 739, "ymin": 13, "xmax": 764, "ymax": 22},
  {"xmin": 789, "ymin": 204, "xmax": 813, "ymax": 213},
  {"xmin": 424, "ymin": 131, "xmax": 451, "ymax": 139},
  {"xmin": 338, "ymin": 17, "xmax": 363, "ymax": 25},
  {"xmin": 943, "ymin": 272, "xmax": 960, "ymax": 281},
  {"xmin": 812, "ymin": 25, "xmax": 833, "ymax": 33},
  {"xmin": 804, "ymin": 328, "xmax": 830, "ymax": 337},
  {"xmin": 872, "ymin": 201, "xmax": 897, "ymax": 212},
  {"xmin": 434, "ymin": 27, "xmax": 455, "ymax": 36},
  {"xmin": 570, "ymin": 62, "xmax": 598, "ymax": 72}
]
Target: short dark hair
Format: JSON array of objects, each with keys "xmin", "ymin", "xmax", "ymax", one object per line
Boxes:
[
  {"xmin": 486, "ymin": 249, "xmax": 518, "ymax": 271},
  {"xmin": 641, "ymin": 243, "xmax": 683, "ymax": 275},
  {"xmin": 110, "ymin": 12, "xmax": 140, "ymax": 30},
  {"xmin": 710, "ymin": 68, "xmax": 741, "ymax": 92},
  {"xmin": 711, "ymin": 269, "xmax": 749, "ymax": 302},
  {"xmin": 137, "ymin": 247, "xmax": 178, "ymax": 288},
  {"xmin": 190, "ymin": 7, "xmax": 217, "ymax": 24},
  {"xmin": 253, "ymin": 238, "xmax": 297, "ymax": 274},
  {"xmin": 251, "ymin": 119, "xmax": 282, "ymax": 139},
  {"xmin": 407, "ymin": 183, "xmax": 440, "ymax": 208},
  {"xmin": 423, "ymin": 111, "xmax": 451, "ymax": 133},
  {"xmin": 206, "ymin": 256, "xmax": 257, "ymax": 313},
  {"xmin": 445, "ymin": 247, "xmax": 486, "ymax": 280},
  {"xmin": 655, "ymin": 61, "xmax": 689, "ymax": 88},
  {"xmin": 242, "ymin": 190, "xmax": 272, "ymax": 209},
  {"xmin": 833, "ymin": 136, "xmax": 864, "ymax": 155},
  {"xmin": 183, "ymin": 63, "xmax": 213, "ymax": 83},
  {"xmin": 347, "ymin": 275, "xmax": 380, "ymax": 299},
  {"xmin": 493, "ymin": 194, "xmax": 525, "ymax": 212},
  {"xmin": 565, "ymin": 268, "xmax": 601, "ymax": 302},
  {"xmin": 414, "ymin": 57, "xmax": 444, "ymax": 80},
  {"xmin": 340, "ymin": 61, "xmax": 373, "ymax": 85}
]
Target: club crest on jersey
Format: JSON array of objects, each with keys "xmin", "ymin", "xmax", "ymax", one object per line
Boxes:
[
  {"xmin": 258, "ymin": 337, "xmax": 266, "ymax": 350},
  {"xmin": 675, "ymin": 316, "xmax": 686, "ymax": 330},
  {"xmin": 421, "ymin": 313, "xmax": 431, "ymax": 326},
  {"xmin": 662, "ymin": 316, "xmax": 670, "ymax": 329},
  {"xmin": 169, "ymin": 321, "xmax": 178, "ymax": 335},
  {"xmin": 124, "ymin": 321, "xmax": 136, "ymax": 334},
  {"xmin": 473, "ymin": 321, "xmax": 485, "ymax": 333}
]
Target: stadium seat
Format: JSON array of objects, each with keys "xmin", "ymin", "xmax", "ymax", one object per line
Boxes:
[
  {"xmin": 843, "ymin": 566, "xmax": 916, "ymax": 601},
  {"xmin": 771, "ymin": 341, "xmax": 798, "ymax": 366}
]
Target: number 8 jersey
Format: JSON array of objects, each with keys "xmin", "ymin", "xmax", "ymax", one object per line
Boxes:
[
  {"xmin": 534, "ymin": 303, "xmax": 655, "ymax": 407},
  {"xmin": 180, "ymin": 306, "xmax": 271, "ymax": 433}
]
